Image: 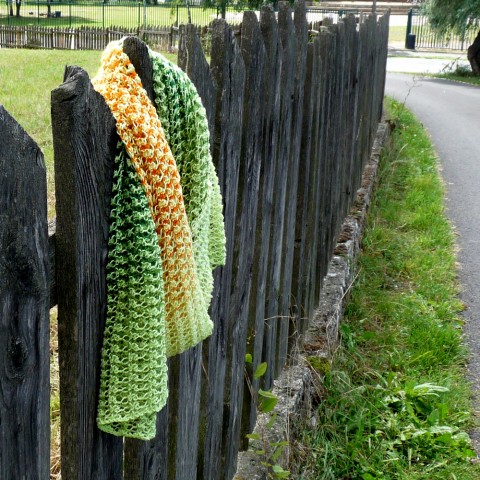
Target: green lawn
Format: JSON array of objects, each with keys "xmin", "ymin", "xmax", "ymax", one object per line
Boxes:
[
  {"xmin": 434, "ymin": 71, "xmax": 480, "ymax": 86},
  {"xmin": 389, "ymin": 25, "xmax": 406, "ymax": 45},
  {"xmin": 0, "ymin": 48, "xmax": 177, "ymax": 217},
  {"xmin": 0, "ymin": 4, "xmax": 220, "ymax": 28}
]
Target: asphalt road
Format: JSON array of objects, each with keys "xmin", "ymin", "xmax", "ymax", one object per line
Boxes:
[{"xmin": 385, "ymin": 74, "xmax": 480, "ymax": 448}]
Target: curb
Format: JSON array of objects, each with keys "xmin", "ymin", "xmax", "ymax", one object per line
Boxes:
[{"xmin": 234, "ymin": 120, "xmax": 391, "ymax": 479}]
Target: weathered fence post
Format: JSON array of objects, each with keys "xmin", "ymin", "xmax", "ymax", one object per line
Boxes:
[
  {"xmin": 174, "ymin": 25, "xmax": 218, "ymax": 480},
  {"xmin": 241, "ymin": 2, "xmax": 282, "ymax": 442},
  {"xmin": 51, "ymin": 66, "xmax": 124, "ymax": 479},
  {"xmin": 292, "ymin": 35, "xmax": 321, "ymax": 335},
  {"xmin": 222, "ymin": 11, "xmax": 266, "ymax": 479},
  {"xmin": 262, "ymin": 1, "xmax": 296, "ymax": 390},
  {"xmin": 200, "ymin": 18, "xmax": 245, "ymax": 480},
  {"xmin": 0, "ymin": 106, "xmax": 50, "ymax": 480},
  {"xmin": 277, "ymin": 0, "xmax": 307, "ymax": 373}
]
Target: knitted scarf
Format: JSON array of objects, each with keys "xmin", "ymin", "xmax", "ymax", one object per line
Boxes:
[{"xmin": 92, "ymin": 40, "xmax": 225, "ymax": 440}]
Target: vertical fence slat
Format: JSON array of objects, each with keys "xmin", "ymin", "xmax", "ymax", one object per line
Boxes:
[
  {"xmin": 52, "ymin": 66, "xmax": 124, "ymax": 480},
  {"xmin": 315, "ymin": 31, "xmax": 335, "ymax": 304},
  {"xmin": 292, "ymin": 36, "xmax": 319, "ymax": 339},
  {"xmin": 241, "ymin": 3, "xmax": 283, "ymax": 441},
  {"xmin": 305, "ymin": 38, "xmax": 324, "ymax": 319},
  {"xmin": 346, "ymin": 15, "xmax": 362, "ymax": 205},
  {"xmin": 262, "ymin": 1, "xmax": 295, "ymax": 389},
  {"xmin": 338, "ymin": 18, "xmax": 351, "ymax": 222},
  {"xmin": 329, "ymin": 22, "xmax": 346, "ymax": 249},
  {"xmin": 292, "ymin": 40, "xmax": 319, "ymax": 334},
  {"xmin": 200, "ymin": 18, "xmax": 246, "ymax": 480},
  {"xmin": 277, "ymin": 0, "xmax": 308, "ymax": 373},
  {"xmin": 0, "ymin": 106, "xmax": 50, "ymax": 480},
  {"xmin": 222, "ymin": 11, "xmax": 266, "ymax": 480},
  {"xmin": 174, "ymin": 25, "xmax": 218, "ymax": 480},
  {"xmin": 119, "ymin": 37, "xmax": 171, "ymax": 480}
]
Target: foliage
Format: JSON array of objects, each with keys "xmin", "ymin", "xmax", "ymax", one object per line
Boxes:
[
  {"xmin": 431, "ymin": 58, "xmax": 480, "ymax": 84},
  {"xmin": 293, "ymin": 99, "xmax": 480, "ymax": 479},
  {"xmin": 422, "ymin": 0, "xmax": 480, "ymax": 34},
  {"xmin": 245, "ymin": 355, "xmax": 290, "ymax": 479},
  {"xmin": 434, "ymin": 70, "xmax": 480, "ymax": 85}
]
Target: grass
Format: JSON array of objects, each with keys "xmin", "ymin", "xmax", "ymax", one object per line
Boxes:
[
  {"xmin": 389, "ymin": 25, "xmax": 407, "ymax": 45},
  {"xmin": 0, "ymin": 4, "xmax": 219, "ymax": 28},
  {"xmin": 0, "ymin": 48, "xmax": 177, "ymax": 218},
  {"xmin": 292, "ymin": 98, "xmax": 480, "ymax": 479},
  {"xmin": 428, "ymin": 59, "xmax": 480, "ymax": 86},
  {"xmin": 437, "ymin": 74, "xmax": 480, "ymax": 86},
  {"xmin": 0, "ymin": 49, "xmax": 100, "ymax": 217},
  {"xmin": 434, "ymin": 68, "xmax": 480, "ymax": 86}
]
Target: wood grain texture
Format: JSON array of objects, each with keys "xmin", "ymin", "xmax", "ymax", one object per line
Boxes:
[
  {"xmin": 241, "ymin": 3, "xmax": 283, "ymax": 441},
  {"xmin": 277, "ymin": 0, "xmax": 307, "ymax": 373},
  {"xmin": 199, "ymin": 18, "xmax": 246, "ymax": 480},
  {"xmin": 291, "ymin": 39, "xmax": 317, "ymax": 340},
  {"xmin": 328, "ymin": 22, "xmax": 346, "ymax": 252},
  {"xmin": 344, "ymin": 15, "xmax": 361, "ymax": 208},
  {"xmin": 274, "ymin": 2, "xmax": 296, "ymax": 376},
  {"xmin": 120, "ymin": 36, "xmax": 169, "ymax": 480},
  {"xmin": 315, "ymin": 31, "xmax": 334, "ymax": 304},
  {"xmin": 262, "ymin": 1, "xmax": 295, "ymax": 390},
  {"xmin": 0, "ymin": 106, "xmax": 50, "ymax": 480},
  {"xmin": 307, "ymin": 39, "xmax": 326, "ymax": 318},
  {"xmin": 222, "ymin": 11, "xmax": 266, "ymax": 480},
  {"xmin": 178, "ymin": 24, "xmax": 217, "ymax": 145},
  {"xmin": 52, "ymin": 66, "xmax": 124, "ymax": 480},
  {"xmin": 295, "ymin": 39, "xmax": 325, "ymax": 326},
  {"xmin": 176, "ymin": 26, "xmax": 217, "ymax": 480},
  {"xmin": 48, "ymin": 223, "xmax": 57, "ymax": 308}
]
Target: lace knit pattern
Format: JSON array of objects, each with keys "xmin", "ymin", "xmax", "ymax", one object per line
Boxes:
[
  {"xmin": 97, "ymin": 146, "xmax": 168, "ymax": 440},
  {"xmin": 92, "ymin": 39, "xmax": 225, "ymax": 439},
  {"xmin": 150, "ymin": 51, "xmax": 226, "ymax": 303}
]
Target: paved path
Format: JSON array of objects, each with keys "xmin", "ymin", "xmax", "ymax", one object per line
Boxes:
[
  {"xmin": 387, "ymin": 52, "xmax": 470, "ymax": 74},
  {"xmin": 385, "ymin": 73, "xmax": 480, "ymax": 448}
]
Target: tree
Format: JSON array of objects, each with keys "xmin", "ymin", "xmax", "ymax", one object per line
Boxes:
[{"xmin": 423, "ymin": 0, "xmax": 480, "ymax": 74}]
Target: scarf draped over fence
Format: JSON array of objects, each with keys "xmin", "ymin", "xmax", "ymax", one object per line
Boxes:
[{"xmin": 92, "ymin": 39, "xmax": 225, "ymax": 440}]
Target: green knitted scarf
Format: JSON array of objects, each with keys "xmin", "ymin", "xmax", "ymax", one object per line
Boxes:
[{"xmin": 94, "ymin": 41, "xmax": 225, "ymax": 440}]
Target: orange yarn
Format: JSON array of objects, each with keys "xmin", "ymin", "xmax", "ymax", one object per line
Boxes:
[{"xmin": 93, "ymin": 42, "xmax": 211, "ymax": 357}]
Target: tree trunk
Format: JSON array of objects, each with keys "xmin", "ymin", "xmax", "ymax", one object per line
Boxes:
[
  {"xmin": 15, "ymin": 0, "xmax": 21, "ymax": 17},
  {"xmin": 467, "ymin": 29, "xmax": 480, "ymax": 75}
]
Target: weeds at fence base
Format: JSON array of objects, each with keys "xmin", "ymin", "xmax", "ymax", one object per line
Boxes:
[{"xmin": 289, "ymin": 99, "xmax": 480, "ymax": 480}]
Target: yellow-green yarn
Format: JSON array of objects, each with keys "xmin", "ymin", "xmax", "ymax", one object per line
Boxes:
[
  {"xmin": 98, "ymin": 146, "xmax": 168, "ymax": 440},
  {"xmin": 149, "ymin": 50, "xmax": 226, "ymax": 307},
  {"xmin": 94, "ymin": 41, "xmax": 226, "ymax": 440}
]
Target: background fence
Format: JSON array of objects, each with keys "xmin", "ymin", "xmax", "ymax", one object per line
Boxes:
[
  {"xmin": 0, "ymin": 3, "xmax": 389, "ymax": 479},
  {"xmin": 0, "ymin": 1, "xmax": 362, "ymax": 50},
  {"xmin": 0, "ymin": 24, "xmax": 182, "ymax": 49},
  {"xmin": 407, "ymin": 8, "xmax": 479, "ymax": 50},
  {"xmin": 0, "ymin": 1, "xmax": 228, "ymax": 28},
  {"xmin": 0, "ymin": 0, "xmax": 358, "ymax": 29}
]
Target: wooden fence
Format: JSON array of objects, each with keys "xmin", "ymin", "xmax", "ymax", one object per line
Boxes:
[
  {"xmin": 0, "ymin": 24, "xmax": 180, "ymax": 50},
  {"xmin": 0, "ymin": 3, "xmax": 389, "ymax": 479}
]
